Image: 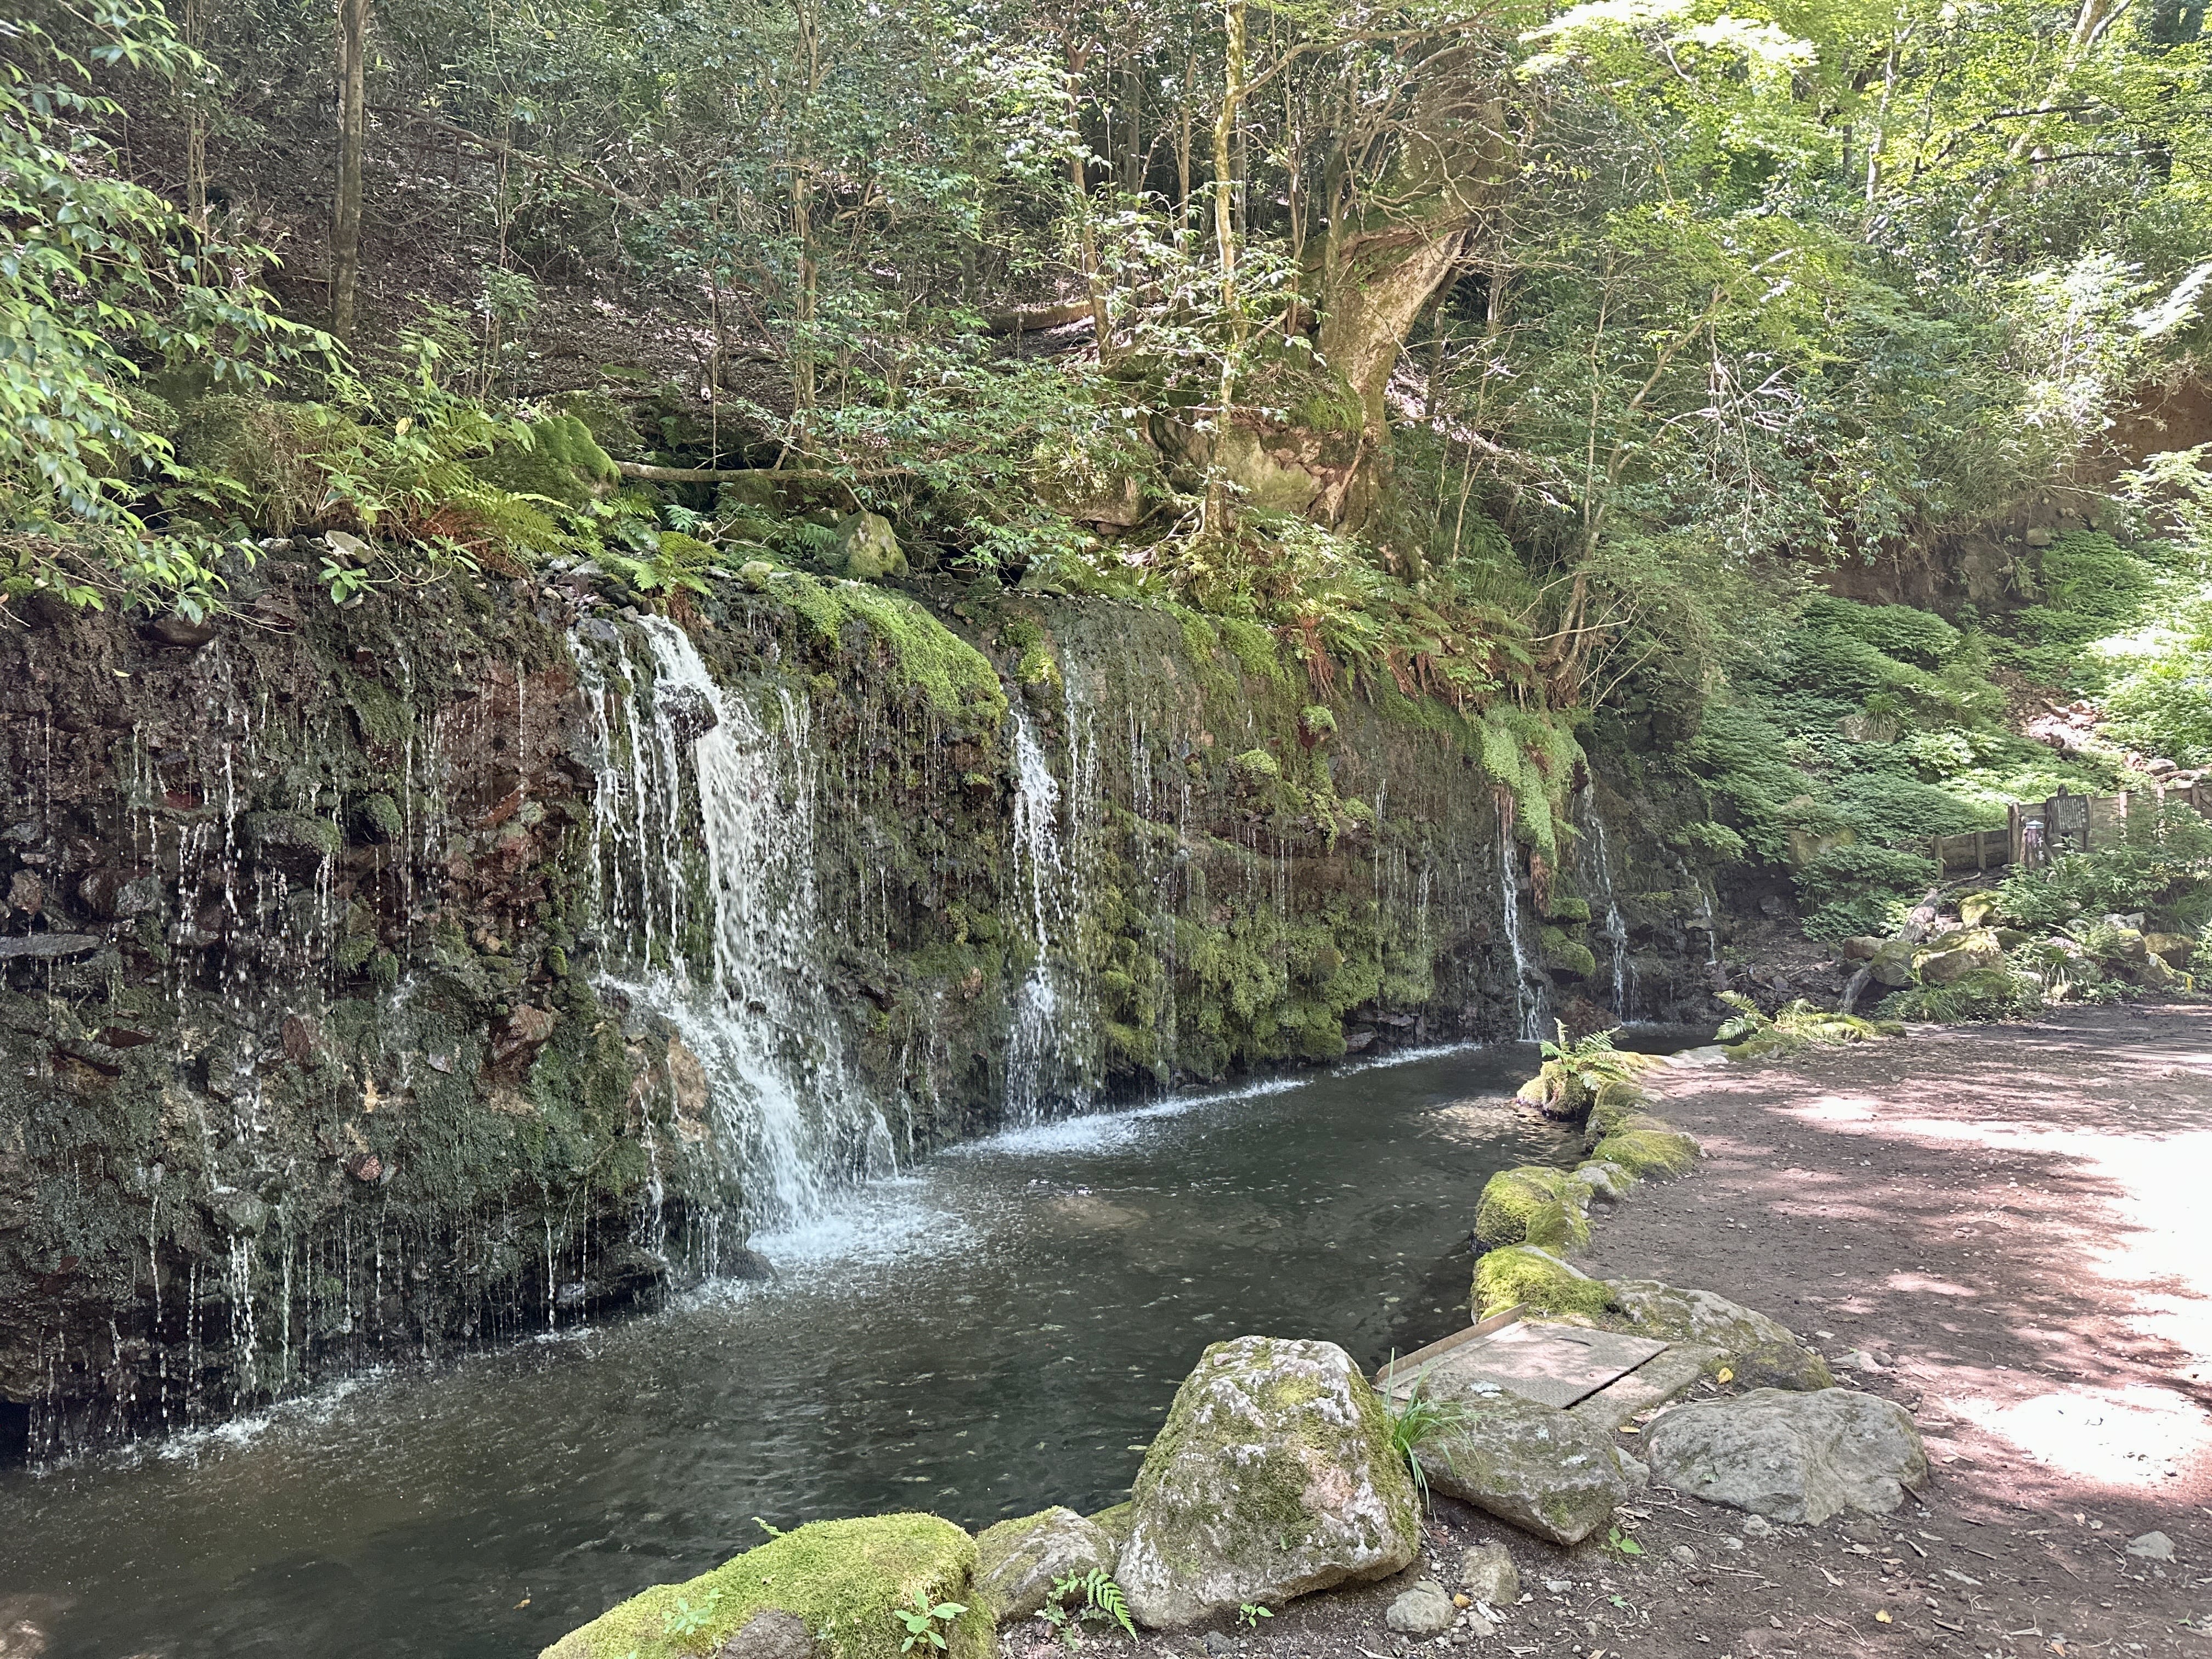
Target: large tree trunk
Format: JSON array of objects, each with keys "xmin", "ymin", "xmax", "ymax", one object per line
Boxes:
[
  {"xmin": 1313, "ymin": 71, "xmax": 1510, "ymax": 454},
  {"xmin": 330, "ymin": 0, "xmax": 370, "ymax": 340}
]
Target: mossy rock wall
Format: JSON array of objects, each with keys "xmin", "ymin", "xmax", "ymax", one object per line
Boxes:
[{"xmin": 0, "ymin": 557, "xmax": 1720, "ymax": 1455}]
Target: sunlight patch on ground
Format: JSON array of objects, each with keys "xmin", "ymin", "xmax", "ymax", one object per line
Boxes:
[{"xmin": 1949, "ymin": 1382, "xmax": 2209, "ymax": 1488}]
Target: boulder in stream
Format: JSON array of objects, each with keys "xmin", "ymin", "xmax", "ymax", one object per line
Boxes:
[
  {"xmin": 972, "ymin": 1506, "xmax": 1116, "ymax": 1621},
  {"xmin": 1473, "ymin": 1166, "xmax": 1593, "ymax": 1250},
  {"xmin": 1117, "ymin": 1335, "xmax": 1419, "ymax": 1629},
  {"xmin": 539, "ymin": 1513, "xmax": 989, "ymax": 1659},
  {"xmin": 1643, "ymin": 1387, "xmax": 1928, "ymax": 1524}
]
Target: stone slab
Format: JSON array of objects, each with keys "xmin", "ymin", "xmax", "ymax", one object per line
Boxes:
[
  {"xmin": 1568, "ymin": 1341, "xmax": 1723, "ymax": 1430},
  {"xmin": 1410, "ymin": 1322, "xmax": 1670, "ymax": 1410}
]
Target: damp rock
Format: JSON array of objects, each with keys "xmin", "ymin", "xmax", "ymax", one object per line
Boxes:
[
  {"xmin": 1410, "ymin": 1385, "xmax": 1628, "ymax": 1545},
  {"xmin": 1474, "ymin": 1166, "xmax": 1592, "ymax": 1251},
  {"xmin": 973, "ymin": 1507, "xmax": 1116, "ymax": 1621},
  {"xmin": 1118, "ymin": 1335, "xmax": 1420, "ymax": 1629},
  {"xmin": 1643, "ymin": 1387, "xmax": 1928, "ymax": 1525},
  {"xmin": 540, "ymin": 1513, "xmax": 989, "ymax": 1659}
]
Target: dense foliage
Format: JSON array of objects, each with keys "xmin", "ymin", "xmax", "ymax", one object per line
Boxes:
[{"xmin": 5, "ymin": 0, "xmax": 2212, "ymax": 913}]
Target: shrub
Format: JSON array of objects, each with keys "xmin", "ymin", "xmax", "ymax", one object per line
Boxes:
[
  {"xmin": 1796, "ymin": 844, "xmax": 1937, "ymax": 912},
  {"xmin": 1996, "ymin": 799, "xmax": 2212, "ymax": 925},
  {"xmin": 1876, "ymin": 967, "xmax": 2044, "ymax": 1022}
]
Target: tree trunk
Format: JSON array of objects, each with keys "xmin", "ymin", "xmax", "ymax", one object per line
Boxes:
[
  {"xmin": 1314, "ymin": 78, "xmax": 1510, "ymax": 449},
  {"xmin": 330, "ymin": 0, "xmax": 370, "ymax": 340}
]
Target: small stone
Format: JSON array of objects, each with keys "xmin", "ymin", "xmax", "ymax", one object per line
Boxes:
[
  {"xmin": 1203, "ymin": 1633, "xmax": 1233, "ymax": 1656},
  {"xmin": 1671, "ymin": 1545, "xmax": 1697, "ymax": 1565},
  {"xmin": 1741, "ymin": 1515, "xmax": 1774, "ymax": 1539},
  {"xmin": 1542, "ymin": 1579, "xmax": 1572, "ymax": 1594},
  {"xmin": 7, "ymin": 870, "xmax": 44, "ymax": 917},
  {"xmin": 2125, "ymin": 1531, "xmax": 2175, "ymax": 1562},
  {"xmin": 1458, "ymin": 1542, "xmax": 1519, "ymax": 1606},
  {"xmin": 1387, "ymin": 1585, "xmax": 1457, "ymax": 1637},
  {"xmin": 1722, "ymin": 1537, "xmax": 1743, "ymax": 1553},
  {"xmin": 1616, "ymin": 1452, "xmax": 1650, "ymax": 1489},
  {"xmin": 1463, "ymin": 1612, "xmax": 1495, "ymax": 1640}
]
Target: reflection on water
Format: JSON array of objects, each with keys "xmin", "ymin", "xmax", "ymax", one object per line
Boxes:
[{"xmin": 2, "ymin": 1044, "xmax": 1578, "ymax": 1659}]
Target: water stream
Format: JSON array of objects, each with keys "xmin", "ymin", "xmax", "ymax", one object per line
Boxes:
[
  {"xmin": 1, "ymin": 1045, "xmax": 1578, "ymax": 1659},
  {"xmin": 1579, "ymin": 785, "xmax": 1633, "ymax": 1019}
]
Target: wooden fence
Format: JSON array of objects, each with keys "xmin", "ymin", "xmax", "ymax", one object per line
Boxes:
[{"xmin": 1927, "ymin": 780, "xmax": 2212, "ymax": 874}]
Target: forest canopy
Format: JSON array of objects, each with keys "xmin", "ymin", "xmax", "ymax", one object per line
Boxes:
[{"xmin": 3, "ymin": 0, "xmax": 2209, "ymax": 723}]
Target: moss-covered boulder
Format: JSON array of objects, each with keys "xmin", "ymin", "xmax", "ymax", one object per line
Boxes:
[
  {"xmin": 1408, "ymin": 1383, "xmax": 1630, "ymax": 1545},
  {"xmin": 833, "ymin": 511, "xmax": 909, "ymax": 581},
  {"xmin": 539, "ymin": 1514, "xmax": 989, "ymax": 1659},
  {"xmin": 1086, "ymin": 1502, "xmax": 1136, "ymax": 1559},
  {"xmin": 972, "ymin": 1507, "xmax": 1116, "ymax": 1622},
  {"xmin": 1868, "ymin": 937, "xmax": 1918, "ymax": 988},
  {"xmin": 1605, "ymin": 1280, "xmax": 1798, "ymax": 1368},
  {"xmin": 1582, "ymin": 1078, "xmax": 1651, "ymax": 1147},
  {"xmin": 1915, "ymin": 930, "xmax": 2004, "ymax": 985},
  {"xmin": 1473, "ymin": 1166, "xmax": 1593, "ymax": 1250},
  {"xmin": 1568, "ymin": 1159, "xmax": 1635, "ymax": 1202},
  {"xmin": 1472, "ymin": 1245, "xmax": 1611, "ymax": 1321},
  {"xmin": 1730, "ymin": 1339, "xmax": 1838, "ymax": 1392},
  {"xmin": 1588, "ymin": 1114, "xmax": 1699, "ymax": 1178},
  {"xmin": 1118, "ymin": 1335, "xmax": 1420, "ymax": 1629}
]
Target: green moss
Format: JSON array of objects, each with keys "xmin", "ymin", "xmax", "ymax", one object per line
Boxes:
[
  {"xmin": 1583, "ymin": 1078, "xmax": 1651, "ymax": 1143},
  {"xmin": 242, "ymin": 810, "xmax": 343, "ymax": 859},
  {"xmin": 1473, "ymin": 1245, "xmax": 1612, "ymax": 1320},
  {"xmin": 769, "ymin": 569, "xmax": 1006, "ymax": 723},
  {"xmin": 1545, "ymin": 895, "xmax": 1592, "ymax": 923},
  {"xmin": 1217, "ymin": 617, "xmax": 1290, "ymax": 687},
  {"xmin": 1473, "ymin": 1166, "xmax": 1592, "ymax": 1251},
  {"xmin": 540, "ymin": 1514, "xmax": 988, "ymax": 1659},
  {"xmin": 1538, "ymin": 926, "xmax": 1597, "ymax": 979},
  {"xmin": 1588, "ymin": 1120, "xmax": 1700, "ymax": 1178},
  {"xmin": 1086, "ymin": 1503, "xmax": 1136, "ymax": 1553},
  {"xmin": 1232, "ymin": 748, "xmax": 1280, "ymax": 780},
  {"xmin": 471, "ymin": 414, "xmax": 620, "ymax": 510},
  {"xmin": 358, "ymin": 791, "xmax": 403, "ymax": 840}
]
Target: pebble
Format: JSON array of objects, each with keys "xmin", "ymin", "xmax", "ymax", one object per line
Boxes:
[
  {"xmin": 1671, "ymin": 1545, "xmax": 1697, "ymax": 1565},
  {"xmin": 1543, "ymin": 1578, "xmax": 1573, "ymax": 1594},
  {"xmin": 2126, "ymin": 1531, "xmax": 2176, "ymax": 1562},
  {"xmin": 1742, "ymin": 1515, "xmax": 1775, "ymax": 1539}
]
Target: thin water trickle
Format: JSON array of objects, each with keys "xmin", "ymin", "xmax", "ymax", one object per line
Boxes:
[
  {"xmin": 0, "ymin": 1044, "xmax": 1577, "ymax": 1659},
  {"xmin": 1495, "ymin": 827, "xmax": 1543, "ymax": 1041},
  {"xmin": 1579, "ymin": 785, "xmax": 1633, "ymax": 1019}
]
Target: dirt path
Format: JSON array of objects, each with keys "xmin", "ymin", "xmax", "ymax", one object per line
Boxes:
[{"xmin": 1053, "ymin": 1005, "xmax": 2212, "ymax": 1659}]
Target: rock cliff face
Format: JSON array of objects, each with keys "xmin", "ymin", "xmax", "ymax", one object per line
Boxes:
[{"xmin": 0, "ymin": 552, "xmax": 1727, "ymax": 1457}]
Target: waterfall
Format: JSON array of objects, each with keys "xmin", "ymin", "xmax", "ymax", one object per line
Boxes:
[
  {"xmin": 1579, "ymin": 785, "xmax": 1633, "ymax": 1019},
  {"xmin": 1496, "ymin": 827, "xmax": 1544, "ymax": 1041},
  {"xmin": 573, "ymin": 616, "xmax": 894, "ymax": 1251},
  {"xmin": 1005, "ymin": 703, "xmax": 1094, "ymax": 1121}
]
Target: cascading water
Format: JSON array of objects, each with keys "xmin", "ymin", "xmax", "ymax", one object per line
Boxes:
[
  {"xmin": 1495, "ymin": 821, "xmax": 1544, "ymax": 1041},
  {"xmin": 1578, "ymin": 785, "xmax": 1633, "ymax": 1019},
  {"xmin": 572, "ymin": 616, "xmax": 895, "ymax": 1255},
  {"xmin": 1005, "ymin": 701, "xmax": 1094, "ymax": 1121}
]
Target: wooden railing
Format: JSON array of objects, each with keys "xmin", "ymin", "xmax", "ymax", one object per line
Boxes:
[{"xmin": 1927, "ymin": 780, "xmax": 2212, "ymax": 874}]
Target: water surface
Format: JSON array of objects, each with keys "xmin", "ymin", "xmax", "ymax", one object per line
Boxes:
[{"xmin": 3, "ymin": 1043, "xmax": 1577, "ymax": 1658}]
